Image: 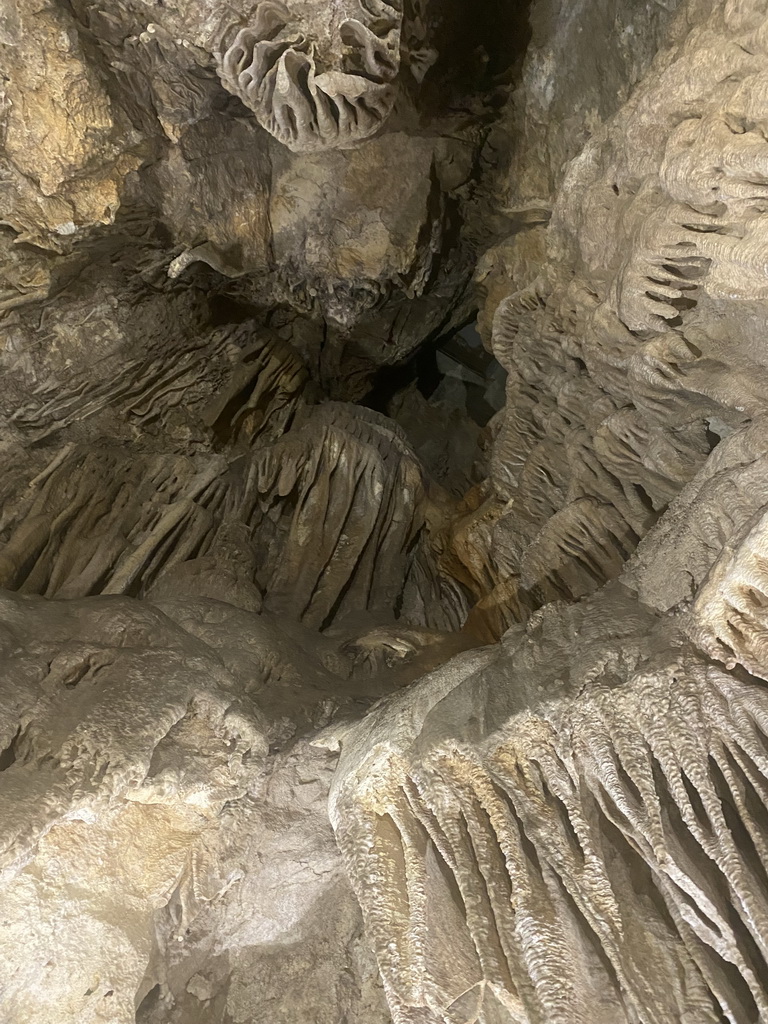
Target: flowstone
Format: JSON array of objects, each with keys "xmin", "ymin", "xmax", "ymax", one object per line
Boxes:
[{"xmin": 4, "ymin": 0, "xmax": 768, "ymax": 1021}]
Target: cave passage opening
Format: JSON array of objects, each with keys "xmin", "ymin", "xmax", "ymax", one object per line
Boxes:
[{"xmin": 362, "ymin": 319, "xmax": 507, "ymax": 429}]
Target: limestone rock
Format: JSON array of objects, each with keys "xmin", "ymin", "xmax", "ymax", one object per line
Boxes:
[
  {"xmin": 5, "ymin": 0, "xmax": 768, "ymax": 1021},
  {"xmin": 0, "ymin": 588, "xmax": 389, "ymax": 1024},
  {"xmin": 217, "ymin": 0, "xmax": 404, "ymax": 152}
]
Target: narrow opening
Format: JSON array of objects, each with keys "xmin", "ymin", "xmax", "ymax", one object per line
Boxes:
[{"xmin": 362, "ymin": 319, "xmax": 506, "ymax": 429}]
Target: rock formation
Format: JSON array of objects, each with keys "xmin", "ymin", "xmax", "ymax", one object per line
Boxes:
[
  {"xmin": 3, "ymin": 0, "xmax": 768, "ymax": 1021},
  {"xmin": 217, "ymin": 0, "xmax": 407, "ymax": 152}
]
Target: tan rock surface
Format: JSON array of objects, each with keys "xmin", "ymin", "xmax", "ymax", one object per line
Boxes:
[{"xmin": 4, "ymin": 0, "xmax": 768, "ymax": 1021}]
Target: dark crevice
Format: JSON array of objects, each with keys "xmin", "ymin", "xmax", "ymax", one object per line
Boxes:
[
  {"xmin": 0, "ymin": 726, "xmax": 22, "ymax": 771},
  {"xmin": 421, "ymin": 0, "xmax": 533, "ymax": 114},
  {"xmin": 361, "ymin": 318, "xmax": 505, "ymax": 429},
  {"xmin": 207, "ymin": 295, "xmax": 262, "ymax": 327}
]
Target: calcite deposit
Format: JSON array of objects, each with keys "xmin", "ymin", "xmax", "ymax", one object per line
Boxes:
[{"xmin": 2, "ymin": 0, "xmax": 768, "ymax": 1021}]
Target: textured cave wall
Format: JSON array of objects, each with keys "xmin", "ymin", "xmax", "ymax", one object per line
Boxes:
[
  {"xmin": 0, "ymin": 1, "xmax": 506, "ymax": 1020},
  {"xmin": 0, "ymin": 590, "xmax": 392, "ymax": 1024},
  {"xmin": 329, "ymin": 580, "xmax": 768, "ymax": 1023},
  {"xmin": 330, "ymin": 1, "xmax": 768, "ymax": 1022},
  {"xmin": 4, "ymin": 0, "xmax": 768, "ymax": 1023},
  {"xmin": 0, "ymin": 0, "xmax": 505, "ymax": 394},
  {"xmin": 453, "ymin": 0, "xmax": 768, "ymax": 634}
]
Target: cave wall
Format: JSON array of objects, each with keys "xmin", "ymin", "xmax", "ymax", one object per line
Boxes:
[
  {"xmin": 3, "ymin": 0, "xmax": 768, "ymax": 1023},
  {"xmin": 333, "ymin": 2, "xmax": 768, "ymax": 1021}
]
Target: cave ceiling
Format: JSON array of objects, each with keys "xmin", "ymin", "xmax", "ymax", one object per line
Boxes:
[{"xmin": 2, "ymin": 0, "xmax": 768, "ymax": 1022}]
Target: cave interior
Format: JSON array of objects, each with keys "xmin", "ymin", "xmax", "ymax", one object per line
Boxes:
[{"xmin": 3, "ymin": 0, "xmax": 768, "ymax": 1022}]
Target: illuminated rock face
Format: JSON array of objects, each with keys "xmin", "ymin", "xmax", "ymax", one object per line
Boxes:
[
  {"xmin": 329, "ymin": 582, "xmax": 768, "ymax": 1023},
  {"xmin": 7, "ymin": 0, "xmax": 768, "ymax": 1021},
  {"xmin": 217, "ymin": 0, "xmax": 403, "ymax": 151},
  {"xmin": 0, "ymin": 590, "xmax": 391, "ymax": 1024},
  {"xmin": 325, "ymin": 2, "xmax": 768, "ymax": 1020}
]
